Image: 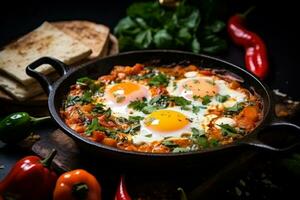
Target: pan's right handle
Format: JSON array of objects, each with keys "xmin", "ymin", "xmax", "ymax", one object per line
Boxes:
[{"xmin": 26, "ymin": 57, "xmax": 69, "ymax": 95}]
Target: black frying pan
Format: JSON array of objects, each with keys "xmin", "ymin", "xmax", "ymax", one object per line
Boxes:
[{"xmin": 26, "ymin": 50, "xmax": 300, "ymax": 168}]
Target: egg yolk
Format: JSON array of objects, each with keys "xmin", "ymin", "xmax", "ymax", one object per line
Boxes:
[
  {"xmin": 144, "ymin": 110, "xmax": 190, "ymax": 133},
  {"xmin": 108, "ymin": 82, "xmax": 142, "ymax": 103},
  {"xmin": 182, "ymin": 78, "xmax": 218, "ymax": 98}
]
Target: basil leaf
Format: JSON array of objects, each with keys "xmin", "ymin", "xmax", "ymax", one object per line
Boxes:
[
  {"xmin": 135, "ymin": 29, "xmax": 152, "ymax": 49},
  {"xmin": 153, "ymin": 29, "xmax": 173, "ymax": 48}
]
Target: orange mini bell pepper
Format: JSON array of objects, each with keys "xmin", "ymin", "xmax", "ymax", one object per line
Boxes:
[{"xmin": 53, "ymin": 169, "xmax": 101, "ymax": 200}]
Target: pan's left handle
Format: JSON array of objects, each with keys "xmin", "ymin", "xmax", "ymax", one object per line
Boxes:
[
  {"xmin": 26, "ymin": 57, "xmax": 69, "ymax": 95},
  {"xmin": 241, "ymin": 120, "xmax": 300, "ymax": 152}
]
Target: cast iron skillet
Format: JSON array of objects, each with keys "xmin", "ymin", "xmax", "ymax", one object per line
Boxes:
[{"xmin": 26, "ymin": 50, "xmax": 300, "ymax": 168}]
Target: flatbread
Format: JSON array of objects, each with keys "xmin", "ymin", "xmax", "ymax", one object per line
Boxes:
[
  {"xmin": 53, "ymin": 21, "xmax": 110, "ymax": 59},
  {"xmin": 0, "ymin": 74, "xmax": 43, "ymax": 101},
  {"xmin": 0, "ymin": 22, "xmax": 92, "ymax": 86},
  {"xmin": 108, "ymin": 34, "xmax": 119, "ymax": 55}
]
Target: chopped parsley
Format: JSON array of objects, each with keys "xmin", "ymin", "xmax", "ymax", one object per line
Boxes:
[
  {"xmin": 202, "ymin": 95, "xmax": 212, "ymax": 105},
  {"xmin": 192, "ymin": 105, "xmax": 206, "ymax": 114},
  {"xmin": 225, "ymin": 103, "xmax": 244, "ymax": 115},
  {"xmin": 85, "ymin": 118, "xmax": 106, "ymax": 136},
  {"xmin": 215, "ymin": 94, "xmax": 230, "ymax": 103},
  {"xmin": 169, "ymin": 96, "xmax": 191, "ymax": 110},
  {"xmin": 64, "ymin": 96, "xmax": 81, "ymax": 108},
  {"xmin": 218, "ymin": 124, "xmax": 237, "ymax": 136},
  {"xmin": 128, "ymin": 98, "xmax": 147, "ymax": 111},
  {"xmin": 162, "ymin": 140, "xmax": 179, "ymax": 148},
  {"xmin": 148, "ymin": 73, "xmax": 169, "ymax": 86},
  {"xmin": 191, "ymin": 127, "xmax": 205, "ymax": 137}
]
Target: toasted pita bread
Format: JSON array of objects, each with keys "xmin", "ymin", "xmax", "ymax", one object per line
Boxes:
[
  {"xmin": 53, "ymin": 21, "xmax": 110, "ymax": 59},
  {"xmin": 0, "ymin": 74, "xmax": 43, "ymax": 101},
  {"xmin": 108, "ymin": 34, "xmax": 119, "ymax": 55},
  {"xmin": 0, "ymin": 22, "xmax": 91, "ymax": 86}
]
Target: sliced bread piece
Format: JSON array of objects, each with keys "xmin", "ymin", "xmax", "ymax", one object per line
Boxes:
[
  {"xmin": 0, "ymin": 74, "xmax": 43, "ymax": 101},
  {"xmin": 0, "ymin": 22, "xmax": 91, "ymax": 86},
  {"xmin": 53, "ymin": 21, "xmax": 110, "ymax": 59}
]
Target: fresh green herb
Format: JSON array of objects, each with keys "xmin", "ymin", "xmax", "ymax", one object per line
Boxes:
[
  {"xmin": 128, "ymin": 98, "xmax": 147, "ymax": 111},
  {"xmin": 225, "ymin": 103, "xmax": 244, "ymax": 114},
  {"xmin": 124, "ymin": 123, "xmax": 140, "ymax": 134},
  {"xmin": 197, "ymin": 137, "xmax": 209, "ymax": 148},
  {"xmin": 173, "ymin": 147, "xmax": 190, "ymax": 153},
  {"xmin": 141, "ymin": 106, "xmax": 157, "ymax": 114},
  {"xmin": 191, "ymin": 127, "xmax": 205, "ymax": 137},
  {"xmin": 76, "ymin": 77, "xmax": 101, "ymax": 93},
  {"xmin": 64, "ymin": 96, "xmax": 81, "ymax": 108},
  {"xmin": 104, "ymin": 108, "xmax": 112, "ymax": 118},
  {"xmin": 145, "ymin": 134, "xmax": 152, "ymax": 138},
  {"xmin": 76, "ymin": 77, "xmax": 93, "ymax": 85},
  {"xmin": 149, "ymin": 95, "xmax": 169, "ymax": 108},
  {"xmin": 92, "ymin": 103, "xmax": 105, "ymax": 113},
  {"xmin": 170, "ymin": 96, "xmax": 191, "ymax": 110},
  {"xmin": 81, "ymin": 91, "xmax": 92, "ymax": 104},
  {"xmin": 91, "ymin": 104, "xmax": 111, "ymax": 118},
  {"xmin": 192, "ymin": 105, "xmax": 205, "ymax": 113},
  {"xmin": 114, "ymin": 1, "xmax": 227, "ymax": 54},
  {"xmin": 215, "ymin": 94, "xmax": 230, "ymax": 103},
  {"xmin": 148, "ymin": 73, "xmax": 169, "ymax": 87},
  {"xmin": 209, "ymin": 138, "xmax": 219, "ymax": 147},
  {"xmin": 202, "ymin": 95, "xmax": 211, "ymax": 105},
  {"xmin": 218, "ymin": 124, "xmax": 237, "ymax": 136},
  {"xmin": 128, "ymin": 116, "xmax": 144, "ymax": 123},
  {"xmin": 85, "ymin": 118, "xmax": 106, "ymax": 136},
  {"xmin": 162, "ymin": 140, "xmax": 179, "ymax": 148},
  {"xmin": 193, "ymin": 95, "xmax": 201, "ymax": 101}
]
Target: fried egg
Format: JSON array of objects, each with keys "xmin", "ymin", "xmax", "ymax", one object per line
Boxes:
[
  {"xmin": 132, "ymin": 107, "xmax": 206, "ymax": 145},
  {"xmin": 104, "ymin": 82, "xmax": 150, "ymax": 115},
  {"xmin": 168, "ymin": 71, "xmax": 246, "ymax": 107}
]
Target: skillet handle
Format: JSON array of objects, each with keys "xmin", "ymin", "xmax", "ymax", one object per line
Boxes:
[
  {"xmin": 241, "ymin": 120, "xmax": 300, "ymax": 152},
  {"xmin": 26, "ymin": 57, "xmax": 69, "ymax": 95}
]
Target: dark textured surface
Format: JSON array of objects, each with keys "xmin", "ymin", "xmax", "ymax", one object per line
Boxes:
[{"xmin": 1, "ymin": 0, "xmax": 300, "ymax": 199}]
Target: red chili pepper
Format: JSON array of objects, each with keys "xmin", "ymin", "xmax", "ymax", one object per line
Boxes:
[
  {"xmin": 0, "ymin": 149, "xmax": 57, "ymax": 200},
  {"xmin": 115, "ymin": 176, "xmax": 132, "ymax": 200},
  {"xmin": 227, "ymin": 7, "xmax": 269, "ymax": 80}
]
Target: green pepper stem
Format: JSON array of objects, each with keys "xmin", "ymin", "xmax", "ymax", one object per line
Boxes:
[
  {"xmin": 178, "ymin": 187, "xmax": 188, "ymax": 200},
  {"xmin": 240, "ymin": 6, "xmax": 256, "ymax": 18},
  {"xmin": 72, "ymin": 183, "xmax": 89, "ymax": 199},
  {"xmin": 40, "ymin": 149, "xmax": 57, "ymax": 168},
  {"xmin": 31, "ymin": 116, "xmax": 51, "ymax": 125}
]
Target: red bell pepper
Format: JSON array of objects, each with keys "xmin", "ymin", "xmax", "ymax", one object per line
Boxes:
[
  {"xmin": 53, "ymin": 169, "xmax": 102, "ymax": 200},
  {"xmin": 0, "ymin": 149, "xmax": 57, "ymax": 200}
]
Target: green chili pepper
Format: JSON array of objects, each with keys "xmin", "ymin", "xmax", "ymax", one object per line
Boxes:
[{"xmin": 0, "ymin": 112, "xmax": 51, "ymax": 144}]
